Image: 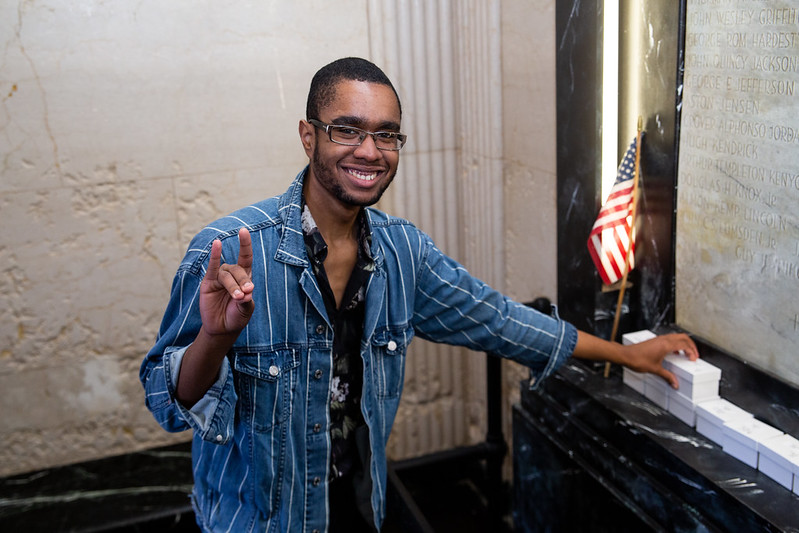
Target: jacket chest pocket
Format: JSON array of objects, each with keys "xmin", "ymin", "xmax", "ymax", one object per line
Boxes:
[
  {"xmin": 370, "ymin": 327, "xmax": 413, "ymax": 399},
  {"xmin": 233, "ymin": 348, "xmax": 300, "ymax": 432}
]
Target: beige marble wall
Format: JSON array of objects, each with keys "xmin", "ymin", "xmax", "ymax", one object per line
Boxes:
[
  {"xmin": 500, "ymin": 0, "xmax": 559, "ymax": 476},
  {"xmin": 0, "ymin": 0, "xmax": 558, "ymax": 477},
  {"xmin": 0, "ymin": 0, "xmax": 370, "ymax": 476}
]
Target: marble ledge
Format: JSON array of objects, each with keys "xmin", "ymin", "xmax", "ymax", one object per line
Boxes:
[
  {"xmin": 0, "ymin": 442, "xmax": 196, "ymax": 532},
  {"xmin": 516, "ymin": 340, "xmax": 799, "ymax": 531}
]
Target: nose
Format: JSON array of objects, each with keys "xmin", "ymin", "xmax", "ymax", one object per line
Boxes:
[{"xmin": 353, "ymin": 133, "xmax": 382, "ymax": 160}]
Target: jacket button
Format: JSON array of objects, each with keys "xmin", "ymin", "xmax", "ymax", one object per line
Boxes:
[
  {"xmin": 215, "ymin": 435, "xmax": 223, "ymax": 442},
  {"xmin": 313, "ymin": 423, "xmax": 321, "ymax": 433},
  {"xmin": 312, "ymin": 476, "xmax": 321, "ymax": 486},
  {"xmin": 316, "ymin": 324, "xmax": 325, "ymax": 334},
  {"xmin": 387, "ymin": 340, "xmax": 398, "ymax": 351},
  {"xmin": 268, "ymin": 365, "xmax": 280, "ymax": 377},
  {"xmin": 314, "ymin": 369, "xmax": 323, "ymax": 379}
]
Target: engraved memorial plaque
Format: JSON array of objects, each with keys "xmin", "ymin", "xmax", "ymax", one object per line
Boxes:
[{"xmin": 676, "ymin": 1, "xmax": 799, "ymax": 386}]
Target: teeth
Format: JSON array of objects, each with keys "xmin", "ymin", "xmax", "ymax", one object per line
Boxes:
[{"xmin": 347, "ymin": 169, "xmax": 378, "ymax": 181}]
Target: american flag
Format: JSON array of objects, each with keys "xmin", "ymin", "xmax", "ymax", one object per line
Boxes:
[{"xmin": 587, "ymin": 136, "xmax": 640, "ymax": 286}]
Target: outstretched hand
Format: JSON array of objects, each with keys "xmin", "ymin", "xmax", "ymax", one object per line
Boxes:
[
  {"xmin": 199, "ymin": 228, "xmax": 255, "ymax": 337},
  {"xmin": 573, "ymin": 331, "xmax": 699, "ymax": 389},
  {"xmin": 621, "ymin": 333, "xmax": 699, "ymax": 389}
]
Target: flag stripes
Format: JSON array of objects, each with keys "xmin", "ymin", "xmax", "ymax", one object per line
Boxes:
[{"xmin": 587, "ymin": 137, "xmax": 639, "ymax": 286}]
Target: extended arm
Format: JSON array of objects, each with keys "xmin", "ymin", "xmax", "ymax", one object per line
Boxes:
[{"xmin": 572, "ymin": 330, "xmax": 699, "ymax": 389}]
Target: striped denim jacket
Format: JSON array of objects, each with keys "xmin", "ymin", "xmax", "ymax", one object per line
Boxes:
[{"xmin": 140, "ymin": 168, "xmax": 577, "ymax": 532}]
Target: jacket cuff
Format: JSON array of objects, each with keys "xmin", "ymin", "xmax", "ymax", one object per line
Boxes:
[
  {"xmin": 165, "ymin": 346, "xmax": 237, "ymax": 444},
  {"xmin": 528, "ymin": 304, "xmax": 578, "ymax": 389}
]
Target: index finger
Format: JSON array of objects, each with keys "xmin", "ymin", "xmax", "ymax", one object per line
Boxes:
[
  {"xmin": 237, "ymin": 228, "xmax": 253, "ymax": 270},
  {"xmin": 205, "ymin": 239, "xmax": 223, "ymax": 280}
]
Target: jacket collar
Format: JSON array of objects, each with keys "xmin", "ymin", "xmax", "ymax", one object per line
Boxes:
[{"xmin": 274, "ymin": 168, "xmax": 310, "ymax": 267}]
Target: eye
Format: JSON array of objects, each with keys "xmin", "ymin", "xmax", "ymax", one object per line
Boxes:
[
  {"xmin": 334, "ymin": 126, "xmax": 361, "ymax": 138},
  {"xmin": 375, "ymin": 131, "xmax": 399, "ymax": 140}
]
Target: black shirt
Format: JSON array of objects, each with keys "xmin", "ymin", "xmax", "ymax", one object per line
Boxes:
[{"xmin": 301, "ymin": 204, "xmax": 374, "ymax": 480}]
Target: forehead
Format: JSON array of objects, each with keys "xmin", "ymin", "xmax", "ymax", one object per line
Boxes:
[{"xmin": 320, "ymin": 80, "xmax": 401, "ymax": 125}]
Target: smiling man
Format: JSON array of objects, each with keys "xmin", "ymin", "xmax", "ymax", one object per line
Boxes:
[{"xmin": 140, "ymin": 57, "xmax": 697, "ymax": 533}]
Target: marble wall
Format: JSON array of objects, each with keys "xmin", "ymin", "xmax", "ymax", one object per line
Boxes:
[
  {"xmin": 0, "ymin": 0, "xmax": 558, "ymax": 476},
  {"xmin": 676, "ymin": 0, "xmax": 799, "ymax": 387},
  {"xmin": 0, "ymin": 0, "xmax": 370, "ymax": 475},
  {"xmin": 499, "ymin": 0, "xmax": 559, "ymax": 475}
]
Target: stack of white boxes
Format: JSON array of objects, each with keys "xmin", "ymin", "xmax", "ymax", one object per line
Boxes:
[
  {"xmin": 721, "ymin": 417, "xmax": 784, "ymax": 469},
  {"xmin": 620, "ymin": 329, "xmax": 656, "ymax": 397},
  {"xmin": 663, "ymin": 352, "xmax": 721, "ymax": 426},
  {"xmin": 621, "ymin": 330, "xmax": 799, "ymax": 495},
  {"xmin": 759, "ymin": 434, "xmax": 799, "ymax": 492},
  {"xmin": 694, "ymin": 398, "xmax": 752, "ymax": 446}
]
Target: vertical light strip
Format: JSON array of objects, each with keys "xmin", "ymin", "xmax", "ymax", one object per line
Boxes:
[{"xmin": 602, "ymin": 0, "xmax": 619, "ymax": 202}]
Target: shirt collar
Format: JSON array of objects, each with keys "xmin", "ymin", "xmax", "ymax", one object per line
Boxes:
[{"xmin": 301, "ymin": 202, "xmax": 374, "ymax": 270}]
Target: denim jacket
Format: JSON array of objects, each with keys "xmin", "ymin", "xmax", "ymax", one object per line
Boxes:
[{"xmin": 140, "ymin": 168, "xmax": 577, "ymax": 532}]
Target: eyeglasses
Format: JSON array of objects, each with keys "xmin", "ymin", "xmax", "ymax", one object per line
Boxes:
[{"xmin": 308, "ymin": 119, "xmax": 407, "ymax": 151}]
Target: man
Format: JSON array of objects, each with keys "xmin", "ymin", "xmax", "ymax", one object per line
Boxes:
[{"xmin": 141, "ymin": 57, "xmax": 697, "ymax": 532}]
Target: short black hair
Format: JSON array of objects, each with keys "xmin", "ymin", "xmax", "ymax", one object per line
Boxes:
[{"xmin": 306, "ymin": 57, "xmax": 401, "ymax": 120}]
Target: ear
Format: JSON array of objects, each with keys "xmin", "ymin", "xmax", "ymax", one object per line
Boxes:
[{"xmin": 299, "ymin": 120, "xmax": 315, "ymax": 158}]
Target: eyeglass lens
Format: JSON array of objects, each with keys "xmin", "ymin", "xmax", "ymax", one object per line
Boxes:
[{"xmin": 329, "ymin": 126, "xmax": 404, "ymax": 150}]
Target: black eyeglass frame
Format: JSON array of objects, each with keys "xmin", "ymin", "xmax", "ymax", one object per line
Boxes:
[{"xmin": 308, "ymin": 119, "xmax": 407, "ymax": 151}]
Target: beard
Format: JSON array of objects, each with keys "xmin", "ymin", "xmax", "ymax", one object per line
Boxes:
[{"xmin": 310, "ymin": 147, "xmax": 397, "ymax": 207}]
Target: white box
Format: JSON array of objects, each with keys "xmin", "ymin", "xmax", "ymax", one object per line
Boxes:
[
  {"xmin": 695, "ymin": 398, "xmax": 753, "ymax": 446},
  {"xmin": 644, "ymin": 374, "xmax": 670, "ymax": 410},
  {"xmin": 722, "ymin": 418, "xmax": 783, "ymax": 469},
  {"xmin": 621, "ymin": 330, "xmax": 657, "ymax": 345},
  {"xmin": 667, "ymin": 390, "xmax": 702, "ymax": 427},
  {"xmin": 622, "ymin": 367, "xmax": 647, "ymax": 395},
  {"xmin": 663, "ymin": 354, "xmax": 721, "ymax": 402},
  {"xmin": 621, "ymin": 330, "xmax": 655, "ymax": 396},
  {"xmin": 759, "ymin": 434, "xmax": 799, "ymax": 492}
]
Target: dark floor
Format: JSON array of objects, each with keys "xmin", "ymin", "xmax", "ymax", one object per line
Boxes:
[
  {"xmin": 111, "ymin": 475, "xmax": 512, "ymax": 533},
  {"xmin": 115, "ymin": 470, "xmax": 511, "ymax": 533},
  {"xmin": 383, "ymin": 476, "xmax": 513, "ymax": 533},
  {"xmin": 381, "ymin": 448, "xmax": 514, "ymax": 533},
  {"xmin": 0, "ymin": 442, "xmax": 512, "ymax": 533},
  {"xmin": 108, "ymin": 466, "xmax": 511, "ymax": 533}
]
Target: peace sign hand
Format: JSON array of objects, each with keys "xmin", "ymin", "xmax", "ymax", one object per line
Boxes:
[{"xmin": 199, "ymin": 228, "xmax": 255, "ymax": 337}]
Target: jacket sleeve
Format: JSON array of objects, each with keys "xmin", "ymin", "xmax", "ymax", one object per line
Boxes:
[
  {"xmin": 139, "ymin": 259, "xmax": 238, "ymax": 445},
  {"xmin": 411, "ymin": 234, "xmax": 577, "ymax": 388}
]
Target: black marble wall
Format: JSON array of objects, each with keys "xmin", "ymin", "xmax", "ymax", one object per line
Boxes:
[
  {"xmin": 555, "ymin": 0, "xmax": 602, "ymax": 333},
  {"xmin": 556, "ymin": 0, "xmax": 684, "ymax": 336}
]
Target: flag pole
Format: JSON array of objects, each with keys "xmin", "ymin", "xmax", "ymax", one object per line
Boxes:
[{"xmin": 604, "ymin": 116, "xmax": 643, "ymax": 378}]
